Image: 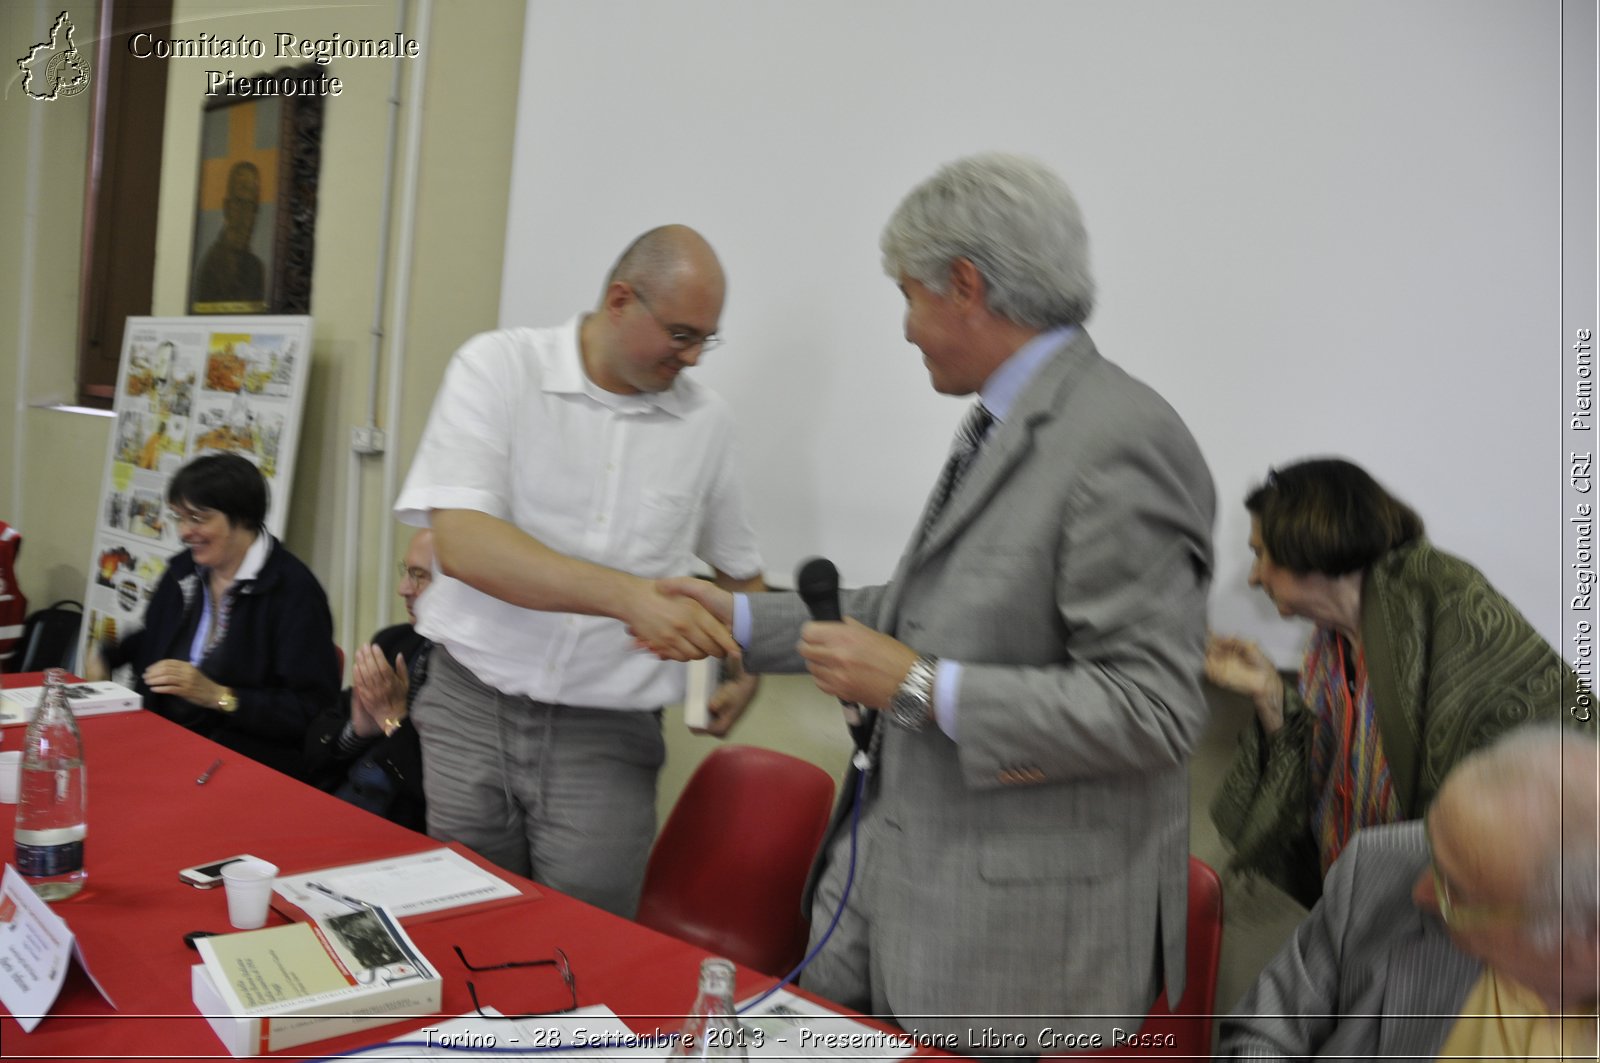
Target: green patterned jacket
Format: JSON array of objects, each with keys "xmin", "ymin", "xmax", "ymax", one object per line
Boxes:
[{"xmin": 1210, "ymin": 539, "xmax": 1591, "ymax": 908}]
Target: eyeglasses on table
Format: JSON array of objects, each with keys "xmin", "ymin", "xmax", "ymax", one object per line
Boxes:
[{"xmin": 453, "ymin": 944, "xmax": 578, "ymax": 1018}]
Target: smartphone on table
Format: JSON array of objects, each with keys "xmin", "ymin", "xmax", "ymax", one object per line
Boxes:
[{"xmin": 178, "ymin": 854, "xmax": 257, "ymax": 889}]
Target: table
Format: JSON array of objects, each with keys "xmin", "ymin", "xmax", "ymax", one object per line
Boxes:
[{"xmin": 0, "ymin": 678, "xmax": 867, "ymax": 1062}]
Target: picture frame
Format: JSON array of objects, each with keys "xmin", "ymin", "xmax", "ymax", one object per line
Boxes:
[{"xmin": 187, "ymin": 66, "xmax": 323, "ymax": 315}]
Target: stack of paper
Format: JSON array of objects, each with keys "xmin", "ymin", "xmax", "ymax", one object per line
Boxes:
[{"xmin": 273, "ymin": 848, "xmax": 525, "ymax": 922}]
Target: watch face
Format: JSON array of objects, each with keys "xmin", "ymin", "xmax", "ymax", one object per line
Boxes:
[
  {"xmin": 890, "ymin": 691, "xmax": 927, "ymax": 730},
  {"xmin": 890, "ymin": 657, "xmax": 937, "ymax": 731}
]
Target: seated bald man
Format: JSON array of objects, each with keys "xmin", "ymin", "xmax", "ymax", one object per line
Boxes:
[
  {"xmin": 304, "ymin": 528, "xmax": 435, "ymax": 831},
  {"xmin": 1221, "ymin": 723, "xmax": 1598, "ymax": 1060}
]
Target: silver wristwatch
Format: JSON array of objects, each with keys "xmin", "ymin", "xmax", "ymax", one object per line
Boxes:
[{"xmin": 888, "ymin": 655, "xmax": 939, "ymax": 731}]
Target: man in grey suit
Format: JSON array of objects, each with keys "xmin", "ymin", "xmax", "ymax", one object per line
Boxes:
[
  {"xmin": 1221, "ymin": 725, "xmax": 1599, "ymax": 1060},
  {"xmin": 665, "ymin": 154, "xmax": 1215, "ymax": 1052}
]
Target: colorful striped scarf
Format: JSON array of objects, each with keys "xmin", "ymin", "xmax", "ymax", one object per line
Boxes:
[{"xmin": 1303, "ymin": 628, "xmax": 1401, "ymax": 873}]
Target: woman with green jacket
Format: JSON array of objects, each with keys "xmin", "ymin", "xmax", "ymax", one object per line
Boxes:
[{"xmin": 1207, "ymin": 458, "xmax": 1589, "ymax": 907}]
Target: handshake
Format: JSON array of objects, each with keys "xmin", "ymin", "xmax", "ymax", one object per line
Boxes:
[
  {"xmin": 633, "ymin": 565, "xmax": 920, "ymax": 726},
  {"xmin": 626, "ymin": 577, "xmax": 737, "ymax": 663},
  {"xmin": 630, "ymin": 577, "xmax": 749, "ymax": 737}
]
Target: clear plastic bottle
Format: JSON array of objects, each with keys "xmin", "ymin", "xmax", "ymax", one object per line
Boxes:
[
  {"xmin": 14, "ymin": 668, "xmax": 87, "ymax": 899},
  {"xmin": 670, "ymin": 958, "xmax": 746, "ymax": 1060}
]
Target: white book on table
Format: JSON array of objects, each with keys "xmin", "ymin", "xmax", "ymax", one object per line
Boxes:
[
  {"xmin": 191, "ymin": 906, "xmax": 442, "ymax": 1056},
  {"xmin": 0, "ymin": 681, "xmax": 140, "ymax": 726}
]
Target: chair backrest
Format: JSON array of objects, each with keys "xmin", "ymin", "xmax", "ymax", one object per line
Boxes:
[
  {"xmin": 17, "ymin": 600, "xmax": 84, "ymax": 674},
  {"xmin": 0, "ymin": 521, "xmax": 25, "ymax": 673},
  {"xmin": 636, "ymin": 744, "xmax": 835, "ymax": 977},
  {"xmin": 1047, "ymin": 854, "xmax": 1225, "ymax": 1060}
]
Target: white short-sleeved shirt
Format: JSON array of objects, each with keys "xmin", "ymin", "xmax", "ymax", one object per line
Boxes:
[{"xmin": 395, "ymin": 318, "xmax": 763, "ymax": 708}]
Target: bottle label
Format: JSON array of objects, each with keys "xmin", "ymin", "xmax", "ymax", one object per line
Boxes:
[{"xmin": 15, "ymin": 839, "xmax": 84, "ymax": 877}]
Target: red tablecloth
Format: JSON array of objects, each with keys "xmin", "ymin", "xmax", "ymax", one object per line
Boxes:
[{"xmin": 0, "ymin": 696, "xmax": 821, "ymax": 1061}]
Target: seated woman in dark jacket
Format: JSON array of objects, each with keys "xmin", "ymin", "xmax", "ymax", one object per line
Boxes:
[{"xmin": 92, "ymin": 453, "xmax": 339, "ymax": 779}]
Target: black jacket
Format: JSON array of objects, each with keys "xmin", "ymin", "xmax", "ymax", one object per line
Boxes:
[{"xmin": 303, "ymin": 623, "xmax": 429, "ymax": 831}]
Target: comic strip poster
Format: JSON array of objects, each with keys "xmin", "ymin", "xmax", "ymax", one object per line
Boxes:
[{"xmin": 81, "ymin": 317, "xmax": 313, "ymax": 667}]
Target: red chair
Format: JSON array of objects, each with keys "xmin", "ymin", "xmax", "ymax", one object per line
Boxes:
[
  {"xmin": 636, "ymin": 745, "xmax": 835, "ymax": 977},
  {"xmin": 1045, "ymin": 855, "xmax": 1225, "ymax": 1060}
]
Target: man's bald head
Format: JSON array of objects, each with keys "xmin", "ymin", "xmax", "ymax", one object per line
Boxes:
[
  {"xmin": 602, "ymin": 224, "xmax": 725, "ymax": 307},
  {"xmin": 1422, "ymin": 725, "xmax": 1598, "ymax": 1008},
  {"xmin": 582, "ymin": 225, "xmax": 727, "ymax": 395}
]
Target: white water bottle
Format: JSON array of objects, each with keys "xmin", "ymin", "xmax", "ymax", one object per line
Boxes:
[{"xmin": 14, "ymin": 668, "xmax": 87, "ymax": 899}]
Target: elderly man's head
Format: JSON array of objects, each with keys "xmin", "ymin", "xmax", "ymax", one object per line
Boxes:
[
  {"xmin": 880, "ymin": 153, "xmax": 1094, "ymax": 332},
  {"xmin": 398, "ymin": 529, "xmax": 434, "ymax": 624},
  {"xmin": 879, "ymin": 154, "xmax": 1095, "ymax": 396},
  {"xmin": 1414, "ymin": 725, "xmax": 1598, "ymax": 1008}
]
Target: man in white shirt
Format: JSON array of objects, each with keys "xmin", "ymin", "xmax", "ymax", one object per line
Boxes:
[{"xmin": 395, "ymin": 225, "xmax": 764, "ymax": 917}]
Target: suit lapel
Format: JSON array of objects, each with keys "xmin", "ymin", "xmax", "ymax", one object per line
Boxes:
[
  {"xmin": 910, "ymin": 330, "xmax": 1099, "ymax": 564},
  {"xmin": 1377, "ymin": 915, "xmax": 1482, "ymax": 1059},
  {"xmin": 914, "ymin": 414, "xmax": 1031, "ymax": 561}
]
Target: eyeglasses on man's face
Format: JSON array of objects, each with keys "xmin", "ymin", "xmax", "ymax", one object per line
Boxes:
[
  {"xmin": 631, "ymin": 287, "xmax": 723, "ymax": 354},
  {"xmin": 1424, "ymin": 827, "xmax": 1531, "ymax": 932},
  {"xmin": 1427, "ymin": 865, "xmax": 1531, "ymax": 931},
  {"xmin": 396, "ymin": 563, "xmax": 432, "ymax": 588},
  {"xmin": 453, "ymin": 945, "xmax": 577, "ymax": 1018}
]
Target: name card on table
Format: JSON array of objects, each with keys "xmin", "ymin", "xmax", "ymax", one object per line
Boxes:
[{"xmin": 0, "ymin": 864, "xmax": 116, "ymax": 1031}]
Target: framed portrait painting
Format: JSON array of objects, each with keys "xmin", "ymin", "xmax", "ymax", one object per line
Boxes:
[{"xmin": 188, "ymin": 66, "xmax": 323, "ymax": 315}]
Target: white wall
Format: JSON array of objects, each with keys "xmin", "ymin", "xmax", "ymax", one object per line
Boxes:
[{"xmin": 503, "ymin": 0, "xmax": 1580, "ymax": 664}]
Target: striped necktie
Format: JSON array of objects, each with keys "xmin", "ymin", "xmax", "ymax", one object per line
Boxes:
[{"xmin": 920, "ymin": 401, "xmax": 994, "ymax": 542}]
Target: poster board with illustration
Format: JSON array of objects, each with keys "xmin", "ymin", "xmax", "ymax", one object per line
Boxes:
[{"xmin": 81, "ymin": 317, "xmax": 313, "ymax": 670}]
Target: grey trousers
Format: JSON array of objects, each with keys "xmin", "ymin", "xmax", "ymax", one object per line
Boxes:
[{"xmin": 410, "ymin": 646, "xmax": 664, "ymax": 918}]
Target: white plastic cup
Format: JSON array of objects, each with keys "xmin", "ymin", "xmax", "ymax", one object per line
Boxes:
[
  {"xmin": 0, "ymin": 750, "xmax": 21, "ymax": 803},
  {"xmin": 221, "ymin": 857, "xmax": 279, "ymax": 929}
]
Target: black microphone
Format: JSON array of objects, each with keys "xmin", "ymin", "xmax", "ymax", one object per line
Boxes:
[
  {"xmin": 796, "ymin": 557, "xmax": 844, "ymax": 623},
  {"xmin": 795, "ymin": 557, "xmax": 873, "ymax": 753}
]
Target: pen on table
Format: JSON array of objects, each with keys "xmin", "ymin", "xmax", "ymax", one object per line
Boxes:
[
  {"xmin": 306, "ymin": 880, "xmax": 375, "ymax": 910},
  {"xmin": 196, "ymin": 757, "xmax": 223, "ymax": 785}
]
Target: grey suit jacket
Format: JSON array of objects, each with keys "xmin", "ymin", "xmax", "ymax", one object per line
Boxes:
[
  {"xmin": 1220, "ymin": 822, "xmax": 1482, "ymax": 1060},
  {"xmin": 747, "ymin": 329, "xmax": 1215, "ymax": 1039}
]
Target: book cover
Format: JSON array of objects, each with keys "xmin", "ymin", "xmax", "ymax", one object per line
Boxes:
[{"xmin": 192, "ymin": 906, "xmax": 441, "ymax": 1056}]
